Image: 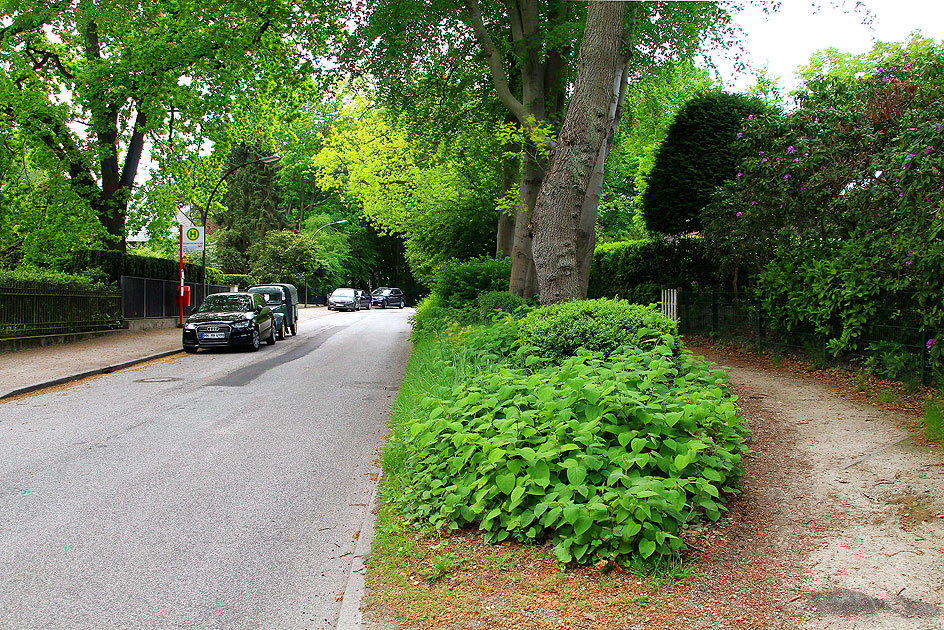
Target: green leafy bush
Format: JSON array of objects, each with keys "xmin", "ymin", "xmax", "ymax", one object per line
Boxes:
[
  {"xmin": 517, "ymin": 299, "xmax": 679, "ymax": 362},
  {"xmin": 477, "ymin": 291, "xmax": 528, "ymax": 322},
  {"xmin": 398, "ymin": 341, "xmax": 748, "ymax": 565},
  {"xmin": 410, "ymin": 294, "xmax": 477, "ymax": 339},
  {"xmin": 62, "ymin": 249, "xmax": 207, "ymax": 283},
  {"xmin": 433, "ymin": 256, "xmax": 511, "ymax": 307}
]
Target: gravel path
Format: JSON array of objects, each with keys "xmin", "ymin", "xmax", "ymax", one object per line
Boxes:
[{"xmin": 690, "ymin": 345, "xmax": 944, "ymax": 630}]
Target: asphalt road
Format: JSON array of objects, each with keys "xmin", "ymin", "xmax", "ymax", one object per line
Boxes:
[{"xmin": 0, "ymin": 307, "xmax": 413, "ymax": 630}]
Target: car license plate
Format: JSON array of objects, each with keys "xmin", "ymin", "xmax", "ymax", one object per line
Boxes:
[{"xmin": 200, "ymin": 332, "xmax": 225, "ymax": 339}]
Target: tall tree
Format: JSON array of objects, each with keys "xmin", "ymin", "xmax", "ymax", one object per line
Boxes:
[
  {"xmin": 0, "ymin": 0, "xmax": 342, "ymax": 251},
  {"xmin": 349, "ymin": 0, "xmax": 747, "ymax": 298},
  {"xmin": 531, "ymin": 0, "xmax": 627, "ymax": 304}
]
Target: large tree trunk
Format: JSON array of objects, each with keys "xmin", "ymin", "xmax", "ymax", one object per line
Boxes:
[
  {"xmin": 531, "ymin": 0, "xmax": 626, "ymax": 305},
  {"xmin": 576, "ymin": 57, "xmax": 630, "ymax": 297},
  {"xmin": 509, "ymin": 152, "xmax": 542, "ymax": 296}
]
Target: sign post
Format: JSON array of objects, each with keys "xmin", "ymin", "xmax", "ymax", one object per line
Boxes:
[{"xmin": 180, "ymin": 226, "xmax": 205, "ymax": 326}]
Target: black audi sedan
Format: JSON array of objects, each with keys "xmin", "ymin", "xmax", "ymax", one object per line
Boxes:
[{"xmin": 182, "ymin": 292, "xmax": 276, "ymax": 353}]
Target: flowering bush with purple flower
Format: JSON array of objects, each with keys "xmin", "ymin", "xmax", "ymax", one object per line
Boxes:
[{"xmin": 702, "ymin": 35, "xmax": 944, "ymax": 367}]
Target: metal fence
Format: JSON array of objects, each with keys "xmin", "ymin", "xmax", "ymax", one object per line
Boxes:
[
  {"xmin": 120, "ymin": 276, "xmax": 233, "ymax": 319},
  {"xmin": 0, "ymin": 280, "xmax": 123, "ymax": 339},
  {"xmin": 668, "ymin": 289, "xmax": 935, "ymax": 387}
]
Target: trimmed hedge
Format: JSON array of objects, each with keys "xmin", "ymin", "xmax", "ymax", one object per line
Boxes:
[
  {"xmin": 477, "ymin": 291, "xmax": 528, "ymax": 322},
  {"xmin": 62, "ymin": 249, "xmax": 224, "ymax": 284},
  {"xmin": 517, "ymin": 298, "xmax": 679, "ymax": 363},
  {"xmin": 588, "ymin": 238, "xmax": 716, "ymax": 301}
]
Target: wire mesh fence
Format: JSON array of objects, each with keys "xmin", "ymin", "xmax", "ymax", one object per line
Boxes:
[
  {"xmin": 670, "ymin": 289, "xmax": 935, "ymax": 387},
  {"xmin": 0, "ymin": 280, "xmax": 124, "ymax": 339}
]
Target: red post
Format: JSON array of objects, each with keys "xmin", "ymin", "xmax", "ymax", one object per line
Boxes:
[{"xmin": 179, "ymin": 225, "xmax": 185, "ymax": 327}]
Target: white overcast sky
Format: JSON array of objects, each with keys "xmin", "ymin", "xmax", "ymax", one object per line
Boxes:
[{"xmin": 718, "ymin": 0, "xmax": 944, "ymax": 92}]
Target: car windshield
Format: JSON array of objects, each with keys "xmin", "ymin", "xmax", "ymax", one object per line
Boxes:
[
  {"xmin": 372, "ymin": 288, "xmax": 390, "ymax": 296},
  {"xmin": 332, "ymin": 288, "xmax": 355, "ymax": 297},
  {"xmin": 252, "ymin": 287, "xmax": 283, "ymax": 304},
  {"xmin": 198, "ymin": 294, "xmax": 253, "ymax": 312}
]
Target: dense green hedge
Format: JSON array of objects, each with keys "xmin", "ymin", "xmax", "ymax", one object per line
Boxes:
[
  {"xmin": 518, "ymin": 299, "xmax": 680, "ymax": 363},
  {"xmin": 0, "ymin": 267, "xmax": 112, "ymax": 290},
  {"xmin": 588, "ymin": 238, "xmax": 716, "ymax": 301},
  {"xmin": 433, "ymin": 256, "xmax": 512, "ymax": 307},
  {"xmin": 62, "ymin": 250, "xmax": 225, "ymax": 285}
]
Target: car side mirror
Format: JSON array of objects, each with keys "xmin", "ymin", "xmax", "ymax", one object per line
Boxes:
[{"xmin": 254, "ymin": 305, "xmax": 263, "ymax": 313}]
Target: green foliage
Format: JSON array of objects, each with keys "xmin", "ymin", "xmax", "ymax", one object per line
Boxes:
[
  {"xmin": 62, "ymin": 250, "xmax": 204, "ymax": 284},
  {"xmin": 0, "ymin": 0, "xmax": 343, "ymax": 247},
  {"xmin": 923, "ymin": 398, "xmax": 944, "ymax": 442},
  {"xmin": 0, "ymin": 266, "xmax": 111, "ymax": 291},
  {"xmin": 410, "ymin": 294, "xmax": 478, "ymax": 340},
  {"xmin": 246, "ymin": 230, "xmax": 320, "ymax": 288},
  {"xmin": 397, "ymin": 339, "xmax": 748, "ymax": 566},
  {"xmin": 216, "ymin": 274, "xmax": 255, "ymax": 288},
  {"xmin": 433, "ymin": 257, "xmax": 512, "ymax": 308},
  {"xmin": 588, "ymin": 238, "xmax": 716, "ymax": 300},
  {"xmin": 477, "ymin": 291, "xmax": 528, "ymax": 323},
  {"xmin": 641, "ymin": 92, "xmax": 769, "ymax": 235},
  {"xmin": 703, "ymin": 35, "xmax": 944, "ymax": 362},
  {"xmin": 517, "ymin": 299, "xmax": 679, "ymax": 363}
]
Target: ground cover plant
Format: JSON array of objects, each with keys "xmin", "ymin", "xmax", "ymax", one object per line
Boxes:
[{"xmin": 382, "ymin": 297, "xmax": 749, "ymax": 570}]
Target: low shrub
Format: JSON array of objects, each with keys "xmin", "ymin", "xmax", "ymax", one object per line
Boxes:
[
  {"xmin": 477, "ymin": 291, "xmax": 528, "ymax": 323},
  {"xmin": 410, "ymin": 294, "xmax": 477, "ymax": 339},
  {"xmin": 434, "ymin": 256, "xmax": 511, "ymax": 307},
  {"xmin": 517, "ymin": 298, "xmax": 679, "ymax": 363},
  {"xmin": 397, "ymin": 339, "xmax": 748, "ymax": 565}
]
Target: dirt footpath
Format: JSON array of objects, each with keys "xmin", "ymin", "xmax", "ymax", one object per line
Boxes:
[{"xmin": 691, "ymin": 345, "xmax": 944, "ymax": 630}]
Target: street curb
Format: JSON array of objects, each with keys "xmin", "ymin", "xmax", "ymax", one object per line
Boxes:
[
  {"xmin": 0, "ymin": 349, "xmax": 184, "ymax": 401},
  {"xmin": 336, "ymin": 472, "xmax": 381, "ymax": 630}
]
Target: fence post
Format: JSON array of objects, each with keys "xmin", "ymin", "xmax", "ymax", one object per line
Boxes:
[{"xmin": 711, "ymin": 289, "xmax": 719, "ymax": 337}]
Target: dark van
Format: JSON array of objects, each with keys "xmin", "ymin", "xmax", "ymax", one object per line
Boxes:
[{"xmin": 248, "ymin": 283, "xmax": 299, "ymax": 338}]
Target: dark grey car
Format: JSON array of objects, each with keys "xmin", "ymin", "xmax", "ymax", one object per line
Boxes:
[{"xmin": 371, "ymin": 287, "xmax": 405, "ymax": 309}]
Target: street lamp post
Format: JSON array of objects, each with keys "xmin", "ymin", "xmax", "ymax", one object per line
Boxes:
[
  {"xmin": 200, "ymin": 153, "xmax": 281, "ymax": 298},
  {"xmin": 305, "ymin": 219, "xmax": 348, "ymax": 306}
]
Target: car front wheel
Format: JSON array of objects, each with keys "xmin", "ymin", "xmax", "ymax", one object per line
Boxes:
[
  {"xmin": 249, "ymin": 329, "xmax": 261, "ymax": 352},
  {"xmin": 266, "ymin": 322, "xmax": 276, "ymax": 345}
]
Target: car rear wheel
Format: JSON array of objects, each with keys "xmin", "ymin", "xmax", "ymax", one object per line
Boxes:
[{"xmin": 290, "ymin": 324, "xmax": 296, "ymax": 336}]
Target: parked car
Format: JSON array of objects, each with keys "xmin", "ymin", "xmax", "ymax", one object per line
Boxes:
[
  {"xmin": 247, "ymin": 283, "xmax": 299, "ymax": 339},
  {"xmin": 371, "ymin": 287, "xmax": 405, "ymax": 309},
  {"xmin": 182, "ymin": 292, "xmax": 276, "ymax": 353},
  {"xmin": 327, "ymin": 287, "xmax": 360, "ymax": 311},
  {"xmin": 355, "ymin": 289, "xmax": 371, "ymax": 310}
]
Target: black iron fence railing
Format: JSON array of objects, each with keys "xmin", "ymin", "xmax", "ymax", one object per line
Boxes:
[
  {"xmin": 0, "ymin": 280, "xmax": 123, "ymax": 339},
  {"xmin": 120, "ymin": 276, "xmax": 232, "ymax": 320},
  {"xmin": 668, "ymin": 289, "xmax": 935, "ymax": 387}
]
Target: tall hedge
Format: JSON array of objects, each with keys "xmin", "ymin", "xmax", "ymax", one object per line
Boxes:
[
  {"xmin": 641, "ymin": 92, "xmax": 769, "ymax": 235},
  {"xmin": 63, "ymin": 250, "xmax": 224, "ymax": 284},
  {"xmin": 588, "ymin": 238, "xmax": 716, "ymax": 301}
]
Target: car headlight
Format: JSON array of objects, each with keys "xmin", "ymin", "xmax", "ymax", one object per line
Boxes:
[
  {"xmin": 184, "ymin": 323, "xmax": 197, "ymax": 330},
  {"xmin": 231, "ymin": 319, "xmax": 252, "ymax": 329}
]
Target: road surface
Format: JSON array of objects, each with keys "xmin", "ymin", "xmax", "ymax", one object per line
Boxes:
[{"xmin": 0, "ymin": 307, "xmax": 412, "ymax": 630}]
